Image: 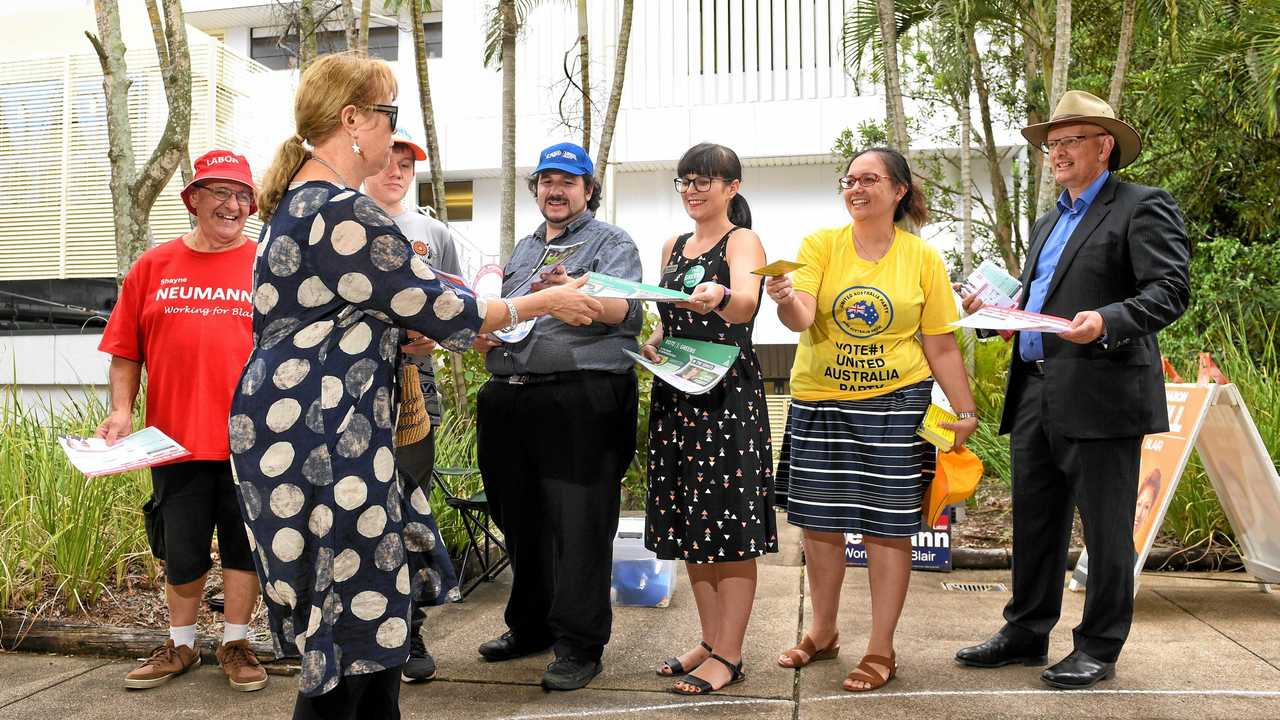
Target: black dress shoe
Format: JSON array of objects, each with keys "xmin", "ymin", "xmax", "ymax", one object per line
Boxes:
[
  {"xmin": 477, "ymin": 631, "xmax": 552, "ymax": 662},
  {"xmin": 1041, "ymin": 650, "xmax": 1115, "ymax": 689},
  {"xmin": 955, "ymin": 631, "xmax": 1049, "ymax": 668},
  {"xmin": 541, "ymin": 656, "xmax": 603, "ymax": 691}
]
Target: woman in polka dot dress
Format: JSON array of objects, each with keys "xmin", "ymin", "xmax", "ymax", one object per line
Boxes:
[
  {"xmin": 230, "ymin": 54, "xmax": 603, "ymax": 719},
  {"xmin": 642, "ymin": 144, "xmax": 777, "ymax": 695}
]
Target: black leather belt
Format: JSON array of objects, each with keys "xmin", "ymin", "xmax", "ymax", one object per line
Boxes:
[
  {"xmin": 490, "ymin": 371, "xmax": 581, "ymax": 385},
  {"xmin": 1024, "ymin": 360, "xmax": 1047, "ymax": 376}
]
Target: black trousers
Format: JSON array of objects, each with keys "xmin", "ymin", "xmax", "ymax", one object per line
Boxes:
[
  {"xmin": 1003, "ymin": 373, "xmax": 1141, "ymax": 663},
  {"xmin": 477, "ymin": 371, "xmax": 638, "ymax": 662},
  {"xmin": 291, "ymin": 666, "xmax": 400, "ymax": 720},
  {"xmin": 397, "ymin": 433, "xmax": 436, "ymax": 638}
]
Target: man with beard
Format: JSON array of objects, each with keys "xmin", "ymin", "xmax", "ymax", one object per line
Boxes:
[{"xmin": 473, "ymin": 142, "xmax": 642, "ymax": 691}]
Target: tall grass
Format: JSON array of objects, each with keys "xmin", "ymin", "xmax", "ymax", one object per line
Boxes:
[
  {"xmin": 963, "ymin": 335, "xmax": 1013, "ymax": 488},
  {"xmin": 0, "ymin": 386, "xmax": 151, "ymax": 614},
  {"xmin": 429, "ymin": 414, "xmax": 484, "ymax": 557},
  {"xmin": 1160, "ymin": 310, "xmax": 1279, "ymax": 548},
  {"xmin": 960, "ymin": 310, "xmax": 1280, "ymax": 549}
]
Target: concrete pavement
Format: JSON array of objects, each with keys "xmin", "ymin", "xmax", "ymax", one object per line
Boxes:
[{"xmin": 2, "ymin": 537, "xmax": 1279, "ymax": 718}]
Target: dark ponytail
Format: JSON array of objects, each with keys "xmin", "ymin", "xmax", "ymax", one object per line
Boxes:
[
  {"xmin": 728, "ymin": 194, "xmax": 753, "ymax": 229},
  {"xmin": 848, "ymin": 146, "xmax": 929, "ymax": 227},
  {"xmin": 678, "ymin": 142, "xmax": 751, "ymax": 228}
]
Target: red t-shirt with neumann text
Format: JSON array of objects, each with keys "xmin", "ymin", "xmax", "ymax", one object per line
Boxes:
[{"xmin": 98, "ymin": 237, "xmax": 256, "ymax": 462}]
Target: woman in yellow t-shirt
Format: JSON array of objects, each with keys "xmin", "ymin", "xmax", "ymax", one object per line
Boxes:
[{"xmin": 766, "ymin": 147, "xmax": 978, "ymax": 693}]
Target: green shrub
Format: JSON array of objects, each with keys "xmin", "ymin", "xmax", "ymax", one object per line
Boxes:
[{"xmin": 0, "ymin": 387, "xmax": 152, "ymax": 614}]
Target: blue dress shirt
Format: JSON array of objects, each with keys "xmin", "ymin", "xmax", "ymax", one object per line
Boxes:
[{"xmin": 1019, "ymin": 170, "xmax": 1110, "ymax": 362}]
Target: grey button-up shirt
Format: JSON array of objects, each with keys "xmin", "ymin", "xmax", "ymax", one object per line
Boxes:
[{"xmin": 486, "ymin": 210, "xmax": 643, "ymax": 375}]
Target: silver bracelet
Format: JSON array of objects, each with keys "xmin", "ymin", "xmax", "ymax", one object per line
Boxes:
[{"xmin": 500, "ymin": 298, "xmax": 519, "ymax": 332}]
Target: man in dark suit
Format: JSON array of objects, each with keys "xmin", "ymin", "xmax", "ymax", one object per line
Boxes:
[{"xmin": 955, "ymin": 91, "xmax": 1191, "ymax": 689}]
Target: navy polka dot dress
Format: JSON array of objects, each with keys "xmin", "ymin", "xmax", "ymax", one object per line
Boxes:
[{"xmin": 229, "ymin": 181, "xmax": 483, "ymax": 696}]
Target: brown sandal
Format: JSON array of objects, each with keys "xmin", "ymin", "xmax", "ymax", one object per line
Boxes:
[
  {"xmin": 843, "ymin": 652, "xmax": 897, "ymax": 692},
  {"xmin": 777, "ymin": 632, "xmax": 840, "ymax": 668}
]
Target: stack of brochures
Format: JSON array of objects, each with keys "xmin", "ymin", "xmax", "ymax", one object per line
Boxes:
[{"xmin": 916, "ymin": 404, "xmax": 958, "ymax": 451}]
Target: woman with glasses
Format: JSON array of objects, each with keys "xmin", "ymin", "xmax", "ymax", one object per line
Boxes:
[
  {"xmin": 642, "ymin": 143, "xmax": 777, "ymax": 695},
  {"xmin": 233, "ymin": 53, "xmax": 602, "ymax": 719},
  {"xmin": 765, "ymin": 147, "xmax": 977, "ymax": 693},
  {"xmin": 97, "ymin": 149, "xmax": 268, "ymax": 695}
]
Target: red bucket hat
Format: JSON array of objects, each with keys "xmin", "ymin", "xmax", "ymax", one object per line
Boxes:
[{"xmin": 180, "ymin": 150, "xmax": 257, "ymax": 216}]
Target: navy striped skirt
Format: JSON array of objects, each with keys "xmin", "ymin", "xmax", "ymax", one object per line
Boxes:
[{"xmin": 776, "ymin": 380, "xmax": 936, "ymax": 538}]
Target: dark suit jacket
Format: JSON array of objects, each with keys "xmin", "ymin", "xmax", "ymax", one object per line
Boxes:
[{"xmin": 998, "ymin": 175, "xmax": 1191, "ymax": 439}]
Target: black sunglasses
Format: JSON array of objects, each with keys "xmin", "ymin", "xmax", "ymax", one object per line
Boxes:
[{"xmin": 370, "ymin": 104, "xmax": 398, "ymax": 131}]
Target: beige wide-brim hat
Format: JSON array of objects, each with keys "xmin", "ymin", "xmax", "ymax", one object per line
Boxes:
[{"xmin": 1021, "ymin": 90, "xmax": 1143, "ymax": 169}]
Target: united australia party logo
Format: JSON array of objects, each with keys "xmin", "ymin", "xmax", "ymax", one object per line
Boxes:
[{"xmin": 832, "ymin": 286, "xmax": 893, "ymax": 339}]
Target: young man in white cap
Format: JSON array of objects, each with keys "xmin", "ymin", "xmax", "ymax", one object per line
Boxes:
[
  {"xmin": 364, "ymin": 128, "xmax": 464, "ymax": 683},
  {"xmin": 956, "ymin": 90, "xmax": 1190, "ymax": 689}
]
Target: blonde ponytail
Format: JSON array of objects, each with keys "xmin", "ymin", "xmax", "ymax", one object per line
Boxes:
[
  {"xmin": 258, "ymin": 136, "xmax": 310, "ymax": 222},
  {"xmin": 257, "ymin": 52, "xmax": 398, "ymax": 223}
]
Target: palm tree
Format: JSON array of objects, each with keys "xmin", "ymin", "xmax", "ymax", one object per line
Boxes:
[
  {"xmin": 876, "ymin": 0, "xmax": 911, "ymax": 150},
  {"xmin": 577, "ymin": 0, "xmax": 591, "ymax": 150},
  {"xmin": 593, "ymin": 0, "xmax": 634, "ymax": 186},
  {"xmin": 484, "ymin": 0, "xmax": 526, "ymax": 262},
  {"xmin": 1034, "ymin": 0, "xmax": 1071, "ymax": 215},
  {"xmin": 1108, "ymin": 0, "xmax": 1138, "ymax": 110}
]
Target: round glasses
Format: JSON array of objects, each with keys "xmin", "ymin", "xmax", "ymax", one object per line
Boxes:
[
  {"xmin": 197, "ymin": 184, "xmax": 253, "ymax": 207},
  {"xmin": 837, "ymin": 173, "xmax": 889, "ymax": 190},
  {"xmin": 674, "ymin": 176, "xmax": 732, "ymax": 193}
]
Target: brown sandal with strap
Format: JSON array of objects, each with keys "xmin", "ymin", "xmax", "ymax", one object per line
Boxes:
[
  {"xmin": 777, "ymin": 632, "xmax": 840, "ymax": 669},
  {"xmin": 843, "ymin": 652, "xmax": 897, "ymax": 692},
  {"xmin": 656, "ymin": 640, "xmax": 712, "ymax": 677}
]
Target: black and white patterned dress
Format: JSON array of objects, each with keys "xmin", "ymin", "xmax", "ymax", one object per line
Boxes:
[
  {"xmin": 228, "ymin": 181, "xmax": 482, "ymax": 697},
  {"xmin": 644, "ymin": 229, "xmax": 777, "ymax": 563}
]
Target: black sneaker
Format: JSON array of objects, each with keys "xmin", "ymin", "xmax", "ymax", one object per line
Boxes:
[
  {"xmin": 401, "ymin": 632, "xmax": 437, "ymax": 683},
  {"xmin": 541, "ymin": 656, "xmax": 603, "ymax": 691}
]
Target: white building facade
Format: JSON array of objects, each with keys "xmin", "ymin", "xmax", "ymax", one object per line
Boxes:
[{"xmin": 1, "ymin": 0, "xmax": 1021, "ymax": 405}]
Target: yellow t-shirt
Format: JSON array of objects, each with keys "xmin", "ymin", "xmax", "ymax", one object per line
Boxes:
[{"xmin": 789, "ymin": 224, "xmax": 958, "ymax": 401}]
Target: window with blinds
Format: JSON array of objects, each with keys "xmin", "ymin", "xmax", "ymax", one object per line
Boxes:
[{"xmin": 0, "ymin": 41, "xmax": 278, "ymax": 281}]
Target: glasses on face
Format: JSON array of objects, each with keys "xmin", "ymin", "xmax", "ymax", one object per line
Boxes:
[
  {"xmin": 1041, "ymin": 132, "xmax": 1108, "ymax": 153},
  {"xmin": 673, "ymin": 176, "xmax": 731, "ymax": 193},
  {"xmin": 838, "ymin": 172, "xmax": 888, "ymax": 190},
  {"xmin": 370, "ymin": 103, "xmax": 398, "ymax": 131},
  {"xmin": 198, "ymin": 184, "xmax": 253, "ymax": 207}
]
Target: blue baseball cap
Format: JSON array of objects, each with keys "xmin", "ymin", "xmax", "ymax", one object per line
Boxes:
[{"xmin": 533, "ymin": 142, "xmax": 593, "ymax": 177}]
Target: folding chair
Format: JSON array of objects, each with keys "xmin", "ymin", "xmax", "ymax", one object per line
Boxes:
[{"xmin": 431, "ymin": 467, "xmax": 510, "ymax": 598}]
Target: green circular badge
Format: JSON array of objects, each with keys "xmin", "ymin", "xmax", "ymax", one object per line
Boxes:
[{"xmin": 683, "ymin": 265, "xmax": 706, "ymax": 288}]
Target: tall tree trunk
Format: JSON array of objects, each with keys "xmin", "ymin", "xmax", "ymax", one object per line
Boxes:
[
  {"xmin": 1108, "ymin": 0, "xmax": 1137, "ymax": 111},
  {"xmin": 1022, "ymin": 28, "xmax": 1045, "ymax": 232},
  {"xmin": 144, "ymin": 0, "xmax": 193, "ymax": 230},
  {"xmin": 358, "ymin": 0, "xmax": 371, "ymax": 55},
  {"xmin": 577, "ymin": 0, "xmax": 591, "ymax": 151},
  {"xmin": 88, "ymin": 0, "xmax": 191, "ymax": 283},
  {"xmin": 958, "ymin": 73, "xmax": 973, "ymax": 276},
  {"xmin": 340, "ymin": 0, "xmax": 358, "ymax": 53},
  {"xmin": 410, "ymin": 0, "xmax": 448, "ymax": 226},
  {"xmin": 1035, "ymin": 0, "xmax": 1072, "ymax": 215},
  {"xmin": 875, "ymin": 0, "xmax": 909, "ymax": 150},
  {"xmin": 498, "ymin": 0, "xmax": 517, "ymax": 262},
  {"xmin": 594, "ymin": 0, "xmax": 634, "ymax": 184},
  {"xmin": 299, "ymin": 0, "xmax": 317, "ymax": 71},
  {"xmin": 969, "ymin": 31, "xmax": 1019, "ymax": 275}
]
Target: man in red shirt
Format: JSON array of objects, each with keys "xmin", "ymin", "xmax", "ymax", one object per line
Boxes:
[{"xmin": 97, "ymin": 150, "xmax": 268, "ymax": 693}]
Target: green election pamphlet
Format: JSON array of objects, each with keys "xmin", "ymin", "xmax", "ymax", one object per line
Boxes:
[
  {"xmin": 582, "ymin": 272, "xmax": 690, "ymax": 302},
  {"xmin": 624, "ymin": 337, "xmax": 741, "ymax": 395}
]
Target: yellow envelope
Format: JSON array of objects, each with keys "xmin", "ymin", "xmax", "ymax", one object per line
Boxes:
[{"xmin": 750, "ymin": 260, "xmax": 806, "ymax": 277}]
